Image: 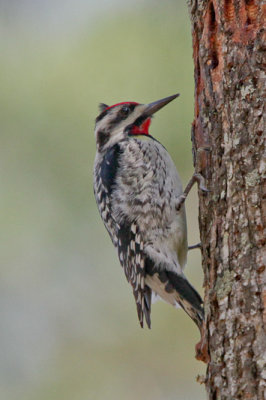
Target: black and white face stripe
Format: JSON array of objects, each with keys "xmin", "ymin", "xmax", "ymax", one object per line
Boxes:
[
  {"xmin": 94, "ymin": 102, "xmax": 146, "ymax": 152},
  {"xmin": 95, "ymin": 103, "xmax": 137, "ymax": 124}
]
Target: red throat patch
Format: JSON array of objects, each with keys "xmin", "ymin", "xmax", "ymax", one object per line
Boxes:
[{"xmin": 131, "ymin": 118, "xmax": 151, "ymax": 136}]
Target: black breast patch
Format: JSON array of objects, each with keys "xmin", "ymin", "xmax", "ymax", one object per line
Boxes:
[{"xmin": 100, "ymin": 143, "xmax": 123, "ymax": 195}]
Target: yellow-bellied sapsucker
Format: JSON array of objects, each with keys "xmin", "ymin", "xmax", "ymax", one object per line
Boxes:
[{"xmin": 93, "ymin": 94, "xmax": 204, "ymax": 332}]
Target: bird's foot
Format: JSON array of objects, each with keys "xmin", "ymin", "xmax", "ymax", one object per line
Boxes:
[
  {"xmin": 188, "ymin": 243, "xmax": 201, "ymax": 251},
  {"xmin": 193, "ymin": 173, "xmax": 209, "ymax": 193},
  {"xmin": 175, "ymin": 172, "xmax": 209, "ymax": 211}
]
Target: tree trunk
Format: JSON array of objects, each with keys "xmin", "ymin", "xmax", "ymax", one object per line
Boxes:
[{"xmin": 187, "ymin": 1, "xmax": 265, "ymax": 399}]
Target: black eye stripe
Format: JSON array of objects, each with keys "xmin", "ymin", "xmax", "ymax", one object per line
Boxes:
[
  {"xmin": 95, "ymin": 103, "xmax": 137, "ymax": 124},
  {"xmin": 109, "ymin": 104, "xmax": 137, "ymax": 125},
  {"xmin": 118, "ymin": 103, "xmax": 137, "ymax": 119},
  {"xmin": 121, "ymin": 105, "xmax": 130, "ymax": 113},
  {"xmin": 128, "ymin": 103, "xmax": 137, "ymax": 112},
  {"xmin": 119, "ymin": 106, "xmax": 130, "ymax": 119}
]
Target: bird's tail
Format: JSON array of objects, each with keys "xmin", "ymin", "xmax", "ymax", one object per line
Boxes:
[
  {"xmin": 145, "ymin": 267, "xmax": 204, "ymax": 330},
  {"xmin": 167, "ymin": 270, "xmax": 204, "ymax": 330}
]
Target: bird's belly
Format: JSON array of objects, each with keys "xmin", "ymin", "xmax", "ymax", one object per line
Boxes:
[{"xmin": 143, "ymin": 207, "xmax": 188, "ymax": 274}]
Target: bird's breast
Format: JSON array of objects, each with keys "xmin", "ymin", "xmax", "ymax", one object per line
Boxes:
[{"xmin": 111, "ymin": 138, "xmax": 187, "ymax": 238}]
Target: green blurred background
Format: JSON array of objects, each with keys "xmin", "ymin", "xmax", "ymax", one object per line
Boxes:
[{"xmin": 0, "ymin": 0, "xmax": 206, "ymax": 399}]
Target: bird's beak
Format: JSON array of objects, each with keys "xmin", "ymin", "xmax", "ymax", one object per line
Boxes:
[{"xmin": 143, "ymin": 93, "xmax": 180, "ymax": 117}]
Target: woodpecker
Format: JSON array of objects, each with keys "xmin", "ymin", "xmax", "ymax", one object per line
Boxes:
[{"xmin": 93, "ymin": 94, "xmax": 204, "ymax": 332}]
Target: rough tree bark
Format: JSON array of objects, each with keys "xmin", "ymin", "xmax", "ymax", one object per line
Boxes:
[{"xmin": 187, "ymin": 1, "xmax": 265, "ymax": 399}]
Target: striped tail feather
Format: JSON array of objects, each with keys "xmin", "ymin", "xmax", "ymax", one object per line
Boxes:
[{"xmin": 145, "ymin": 262, "xmax": 204, "ymax": 330}]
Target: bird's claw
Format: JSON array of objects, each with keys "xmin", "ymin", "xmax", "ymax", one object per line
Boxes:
[
  {"xmin": 175, "ymin": 173, "xmax": 209, "ymax": 212},
  {"xmin": 193, "ymin": 173, "xmax": 209, "ymax": 193},
  {"xmin": 188, "ymin": 243, "xmax": 201, "ymax": 251}
]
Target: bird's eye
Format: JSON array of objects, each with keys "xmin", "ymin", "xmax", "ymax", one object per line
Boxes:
[{"xmin": 121, "ymin": 105, "xmax": 130, "ymax": 117}]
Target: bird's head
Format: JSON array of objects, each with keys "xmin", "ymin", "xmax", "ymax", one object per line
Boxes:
[{"xmin": 94, "ymin": 94, "xmax": 179, "ymax": 152}]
